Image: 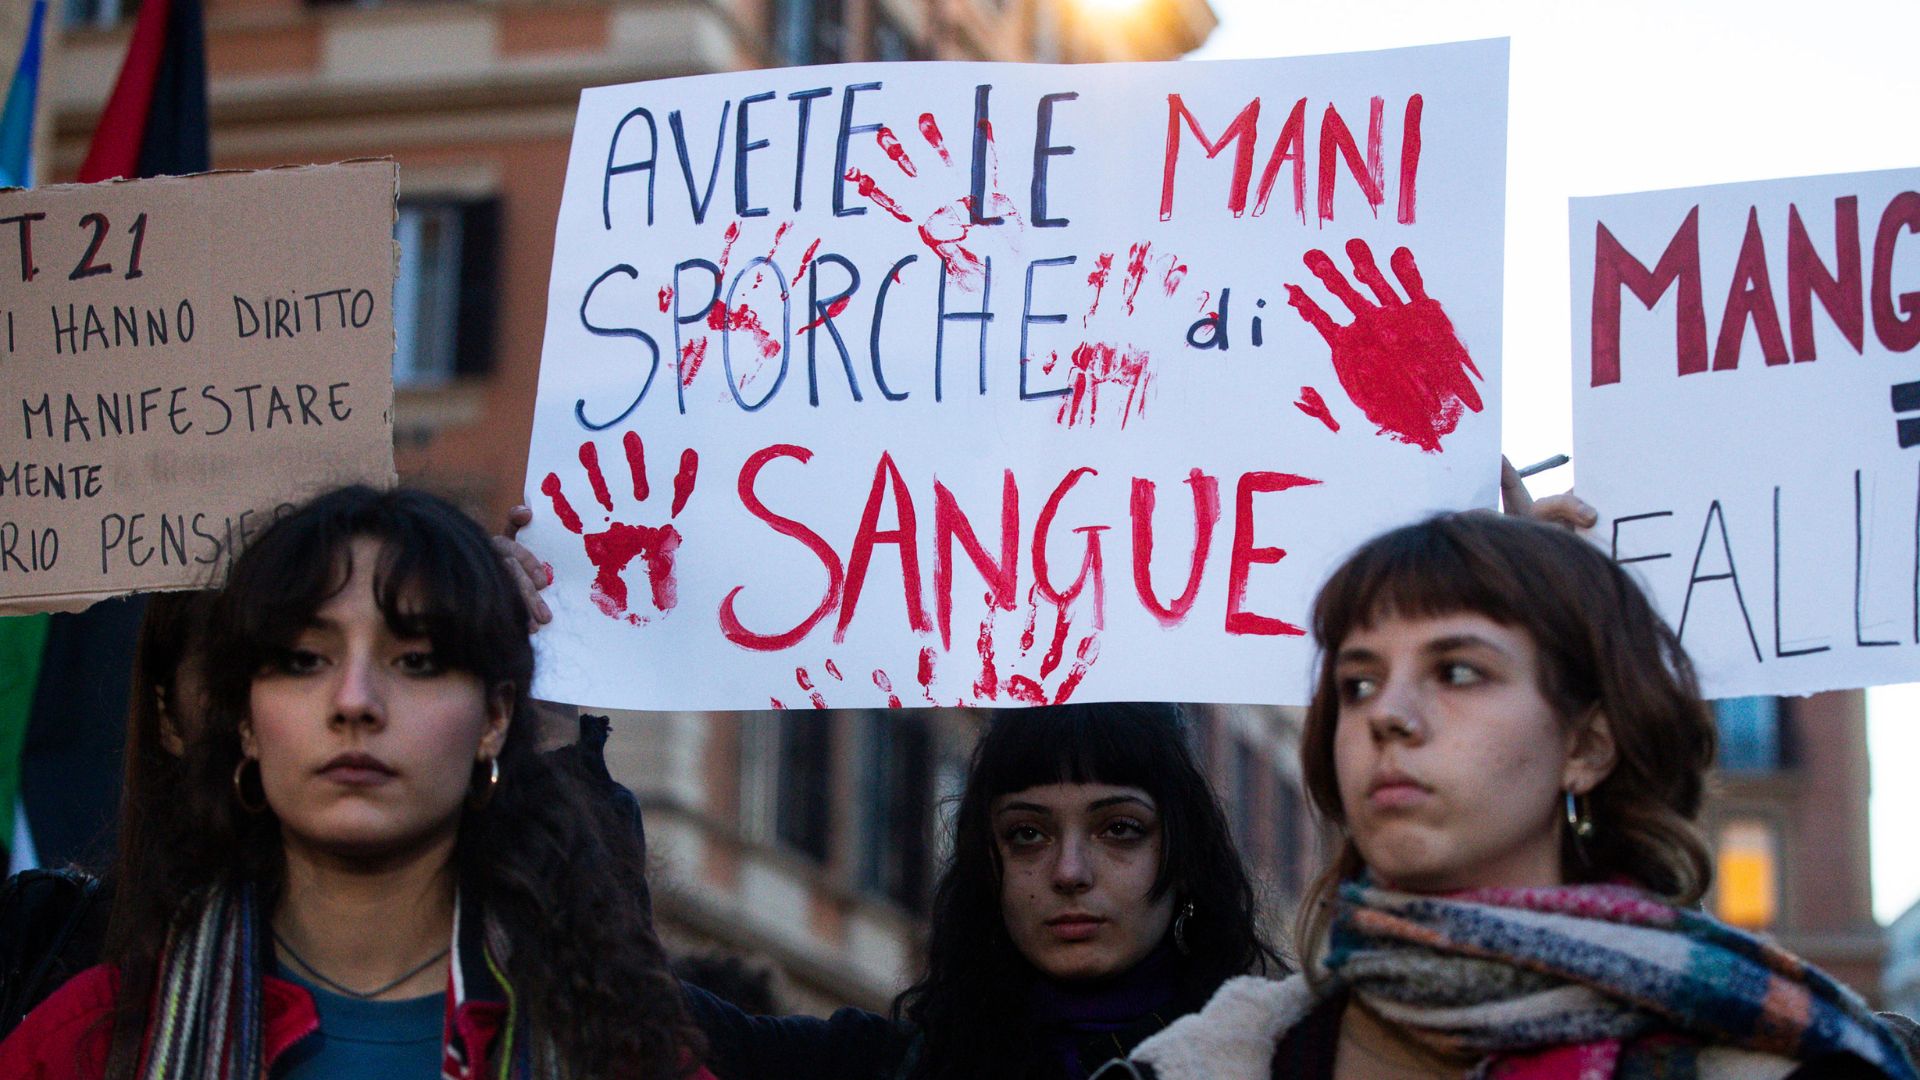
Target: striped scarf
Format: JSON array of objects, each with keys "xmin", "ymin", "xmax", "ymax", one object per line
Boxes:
[
  {"xmin": 135, "ymin": 882, "xmax": 561, "ymax": 1079},
  {"xmin": 1320, "ymin": 881, "xmax": 1919, "ymax": 1079}
]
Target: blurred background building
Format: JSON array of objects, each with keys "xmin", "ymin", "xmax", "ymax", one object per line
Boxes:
[
  {"xmin": 1706, "ymin": 693, "xmax": 1884, "ymax": 1000},
  {"xmin": 27, "ymin": 0, "xmax": 1898, "ymax": 1012}
]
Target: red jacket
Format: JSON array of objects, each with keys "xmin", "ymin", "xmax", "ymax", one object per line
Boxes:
[{"xmin": 0, "ymin": 964, "xmax": 717, "ymax": 1079}]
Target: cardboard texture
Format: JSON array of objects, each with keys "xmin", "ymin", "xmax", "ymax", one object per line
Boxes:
[
  {"xmin": 0, "ymin": 161, "xmax": 398, "ymax": 613},
  {"xmin": 521, "ymin": 43, "xmax": 1509, "ymax": 711},
  {"xmin": 1571, "ymin": 165, "xmax": 1920, "ymax": 699}
]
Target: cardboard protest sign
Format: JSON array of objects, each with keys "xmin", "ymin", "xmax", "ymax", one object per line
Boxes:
[
  {"xmin": 523, "ymin": 41, "xmax": 1508, "ymax": 710},
  {"xmin": 0, "ymin": 162, "xmax": 397, "ymax": 613},
  {"xmin": 1572, "ymin": 166, "xmax": 1920, "ymax": 699}
]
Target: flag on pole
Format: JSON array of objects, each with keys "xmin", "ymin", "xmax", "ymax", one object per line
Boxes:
[
  {"xmin": 78, "ymin": 0, "xmax": 208, "ymax": 182},
  {"xmin": 0, "ymin": 0, "xmax": 48, "ymax": 188},
  {"xmin": 13, "ymin": 0, "xmax": 208, "ymax": 873}
]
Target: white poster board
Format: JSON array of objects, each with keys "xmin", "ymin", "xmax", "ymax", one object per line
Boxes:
[
  {"xmin": 1572, "ymin": 166, "xmax": 1920, "ymax": 699},
  {"xmin": 523, "ymin": 42, "xmax": 1508, "ymax": 710}
]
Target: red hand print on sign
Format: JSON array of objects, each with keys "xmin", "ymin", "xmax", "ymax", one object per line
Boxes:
[
  {"xmin": 1046, "ymin": 242, "xmax": 1192, "ymax": 430},
  {"xmin": 1284, "ymin": 239, "xmax": 1483, "ymax": 453},
  {"xmin": 843, "ymin": 114, "xmax": 1021, "ymax": 292},
  {"xmin": 542, "ymin": 432, "xmax": 699, "ymax": 625},
  {"xmin": 767, "ymin": 586, "xmax": 1100, "ymax": 711}
]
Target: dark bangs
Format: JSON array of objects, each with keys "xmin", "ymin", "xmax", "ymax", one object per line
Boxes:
[
  {"xmin": 970, "ymin": 702, "xmax": 1195, "ymax": 901},
  {"xmin": 209, "ymin": 486, "xmax": 532, "ymax": 718},
  {"xmin": 1311, "ymin": 511, "xmax": 1534, "ymax": 654},
  {"xmin": 970, "ymin": 703, "xmax": 1179, "ymax": 800}
]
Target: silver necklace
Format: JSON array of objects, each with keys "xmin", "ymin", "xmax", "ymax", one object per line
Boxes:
[{"xmin": 273, "ymin": 930, "xmax": 450, "ymax": 1000}]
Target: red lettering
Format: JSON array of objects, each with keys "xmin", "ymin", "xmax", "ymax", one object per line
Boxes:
[
  {"xmin": 1786, "ymin": 197, "xmax": 1863, "ymax": 361},
  {"xmin": 1712, "ymin": 206, "xmax": 1789, "ymax": 370},
  {"xmin": 1252, "ymin": 98, "xmax": 1308, "ymax": 222},
  {"xmin": 1590, "ymin": 207, "xmax": 1707, "ymax": 386},
  {"xmin": 933, "ymin": 471, "xmax": 1019, "ymax": 650},
  {"xmin": 1225, "ymin": 471, "xmax": 1319, "ymax": 636},
  {"xmin": 1033, "ymin": 467, "xmax": 1107, "ymax": 628},
  {"xmin": 719, "ymin": 445, "xmax": 845, "ymax": 651},
  {"xmin": 837, "ymin": 451, "xmax": 930, "ymax": 641},
  {"xmin": 1317, "ymin": 97, "xmax": 1384, "ymax": 227},
  {"xmin": 1396, "ymin": 94, "xmax": 1422, "ymax": 225},
  {"xmin": 1160, "ymin": 95, "xmax": 1261, "ymax": 221},
  {"xmin": 1129, "ymin": 469, "xmax": 1220, "ymax": 627},
  {"xmin": 1872, "ymin": 190, "xmax": 1920, "ymax": 353}
]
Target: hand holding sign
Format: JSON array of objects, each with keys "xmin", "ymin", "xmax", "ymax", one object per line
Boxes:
[{"xmin": 1285, "ymin": 239, "xmax": 1484, "ymax": 454}]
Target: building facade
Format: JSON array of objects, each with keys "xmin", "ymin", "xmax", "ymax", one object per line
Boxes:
[{"xmin": 1705, "ymin": 692, "xmax": 1885, "ymax": 1002}]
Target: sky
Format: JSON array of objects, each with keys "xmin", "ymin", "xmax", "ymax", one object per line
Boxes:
[{"xmin": 1185, "ymin": 0, "xmax": 1920, "ymax": 924}]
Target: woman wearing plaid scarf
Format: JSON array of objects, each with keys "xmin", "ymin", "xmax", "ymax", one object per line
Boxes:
[{"xmin": 1105, "ymin": 512, "xmax": 1919, "ymax": 1080}]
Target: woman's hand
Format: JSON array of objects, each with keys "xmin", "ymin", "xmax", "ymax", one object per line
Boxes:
[
  {"xmin": 1500, "ymin": 456, "xmax": 1596, "ymax": 531},
  {"xmin": 493, "ymin": 504, "xmax": 554, "ymax": 629}
]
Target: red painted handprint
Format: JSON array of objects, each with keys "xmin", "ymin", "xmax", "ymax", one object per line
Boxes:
[
  {"xmin": 769, "ymin": 588, "xmax": 1100, "ymax": 711},
  {"xmin": 1284, "ymin": 239, "xmax": 1483, "ymax": 453},
  {"xmin": 843, "ymin": 112, "xmax": 1020, "ymax": 292},
  {"xmin": 1045, "ymin": 241, "xmax": 1192, "ymax": 430},
  {"xmin": 541, "ymin": 431, "xmax": 699, "ymax": 625}
]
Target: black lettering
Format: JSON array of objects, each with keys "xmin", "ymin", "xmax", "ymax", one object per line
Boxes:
[
  {"xmin": 1771, "ymin": 487, "xmax": 1829, "ymax": 658},
  {"xmin": 1676, "ymin": 500, "xmax": 1763, "ymax": 663},
  {"xmin": 1020, "ymin": 256, "xmax": 1075, "ymax": 400},
  {"xmin": 1031, "ymin": 92, "xmax": 1078, "ymax": 228},
  {"xmin": 833, "ymin": 82, "xmax": 884, "ymax": 217},
  {"xmin": 68, "ymin": 213, "xmax": 112, "ymax": 280},
  {"xmin": 168, "ymin": 387, "xmax": 192, "ymax": 434},
  {"xmin": 805, "ymin": 253, "xmax": 862, "ymax": 406},
  {"xmin": 935, "ymin": 257, "xmax": 994, "ymax": 400},
  {"xmin": 234, "ymin": 296, "xmax": 261, "ymax": 338},
  {"xmin": 576, "ymin": 264, "xmax": 662, "ymax": 430},
  {"xmin": 202, "ymin": 385, "xmax": 234, "ymax": 435},
  {"xmin": 969, "ymin": 84, "xmax": 1005, "ymax": 226},
  {"xmin": 734, "ymin": 90, "xmax": 775, "ymax": 219},
  {"xmin": 604, "ymin": 107, "xmax": 660, "ymax": 230},
  {"xmin": 296, "ymin": 382, "xmax": 321, "ymax": 424},
  {"xmin": 788, "ymin": 87, "xmax": 833, "ymax": 213},
  {"xmin": 869, "ymin": 254, "xmax": 917, "ymax": 400},
  {"xmin": 669, "ymin": 101, "xmax": 732, "ymax": 226},
  {"xmin": 1, "ymin": 212, "xmax": 45, "ymax": 281}
]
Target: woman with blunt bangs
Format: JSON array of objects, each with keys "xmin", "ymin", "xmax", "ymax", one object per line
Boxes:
[
  {"xmin": 0, "ymin": 486, "xmax": 712, "ymax": 1080},
  {"xmin": 687, "ymin": 702, "xmax": 1283, "ymax": 1080},
  {"xmin": 1108, "ymin": 513, "xmax": 1919, "ymax": 1080}
]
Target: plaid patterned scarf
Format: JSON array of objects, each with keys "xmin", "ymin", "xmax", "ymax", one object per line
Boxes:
[
  {"xmin": 134, "ymin": 883, "xmax": 561, "ymax": 1080},
  {"xmin": 1322, "ymin": 881, "xmax": 1919, "ymax": 1079}
]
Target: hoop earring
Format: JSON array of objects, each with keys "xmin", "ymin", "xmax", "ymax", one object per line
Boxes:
[
  {"xmin": 1564, "ymin": 790, "xmax": 1595, "ymax": 862},
  {"xmin": 232, "ymin": 758, "xmax": 268, "ymax": 815},
  {"xmin": 470, "ymin": 756, "xmax": 500, "ymax": 809},
  {"xmin": 1172, "ymin": 900, "xmax": 1195, "ymax": 956}
]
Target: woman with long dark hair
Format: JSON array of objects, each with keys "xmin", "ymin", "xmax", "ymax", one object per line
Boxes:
[
  {"xmin": 0, "ymin": 486, "xmax": 711, "ymax": 1079},
  {"xmin": 1112, "ymin": 513, "xmax": 1919, "ymax": 1079},
  {"xmin": 690, "ymin": 701, "xmax": 1283, "ymax": 1080}
]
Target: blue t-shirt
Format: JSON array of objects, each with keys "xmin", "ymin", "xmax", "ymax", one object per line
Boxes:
[{"xmin": 273, "ymin": 963, "xmax": 446, "ymax": 1079}]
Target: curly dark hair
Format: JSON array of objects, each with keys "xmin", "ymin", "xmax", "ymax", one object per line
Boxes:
[
  {"xmin": 1295, "ymin": 512, "xmax": 1717, "ymax": 968},
  {"xmin": 103, "ymin": 485, "xmax": 703, "ymax": 1079},
  {"xmin": 894, "ymin": 702, "xmax": 1283, "ymax": 1080}
]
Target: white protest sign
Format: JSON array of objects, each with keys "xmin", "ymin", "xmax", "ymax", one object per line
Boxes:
[
  {"xmin": 1572, "ymin": 166, "xmax": 1920, "ymax": 699},
  {"xmin": 524, "ymin": 42, "xmax": 1508, "ymax": 711}
]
